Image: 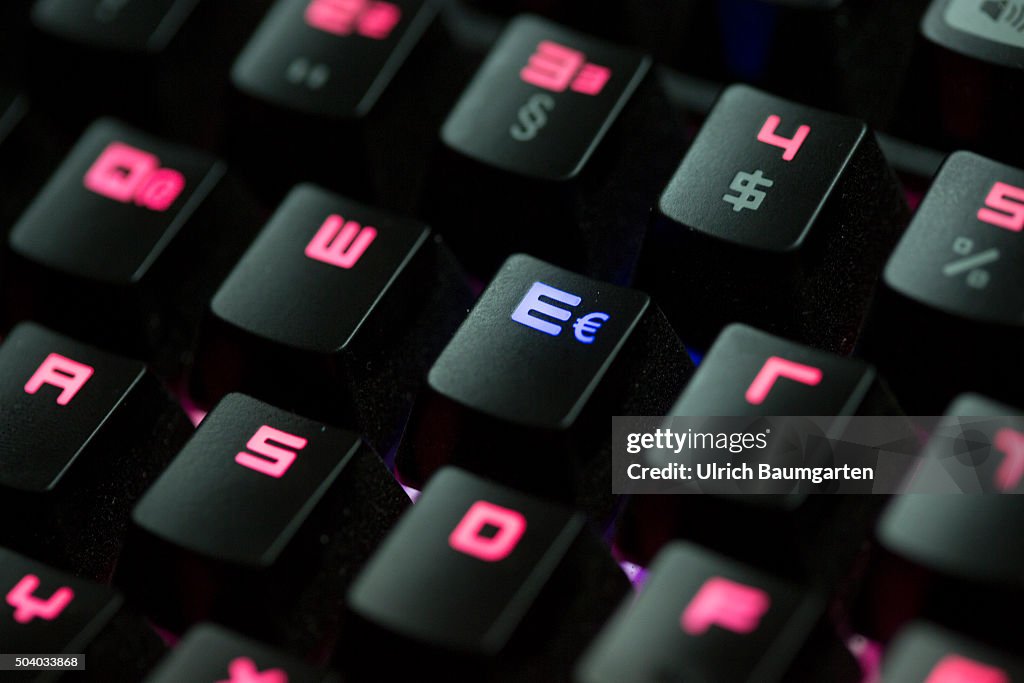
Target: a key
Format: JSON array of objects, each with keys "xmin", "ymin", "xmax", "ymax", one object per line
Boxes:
[
  {"xmin": 190, "ymin": 183, "xmax": 471, "ymax": 453},
  {"xmin": 115, "ymin": 393, "xmax": 408, "ymax": 649},
  {"xmin": 345, "ymin": 467, "xmax": 629, "ymax": 681},
  {"xmin": 639, "ymin": 84, "xmax": 908, "ymax": 353},
  {"xmin": 394, "ymin": 254, "xmax": 693, "ymax": 518},
  {"xmin": 424, "ymin": 14, "xmax": 685, "ymax": 281},
  {"xmin": 28, "ymin": 0, "xmax": 273, "ymax": 146},
  {"xmin": 863, "ymin": 152, "xmax": 1024, "ymax": 412},
  {"xmin": 230, "ymin": 0, "xmax": 449, "ymax": 204},
  {"xmin": 881, "ymin": 622, "xmax": 1024, "ymax": 682},
  {"xmin": 2, "ymin": 118, "xmax": 261, "ymax": 377},
  {"xmin": 894, "ymin": 0, "xmax": 1024, "ymax": 163},
  {"xmin": 0, "ymin": 547, "xmax": 164, "ymax": 682},
  {"xmin": 143, "ymin": 623, "xmax": 339, "ymax": 683},
  {"xmin": 576, "ymin": 542, "xmax": 859, "ymax": 683},
  {"xmin": 857, "ymin": 393, "xmax": 1024, "ymax": 649},
  {"xmin": 616, "ymin": 324, "xmax": 904, "ymax": 585},
  {"xmin": 0, "ymin": 322, "xmax": 192, "ymax": 580}
]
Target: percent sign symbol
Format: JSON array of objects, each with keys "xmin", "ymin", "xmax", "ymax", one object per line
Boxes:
[{"xmin": 943, "ymin": 237, "xmax": 1000, "ymax": 290}]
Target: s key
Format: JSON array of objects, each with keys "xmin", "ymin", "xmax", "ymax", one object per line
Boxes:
[
  {"xmin": 346, "ymin": 467, "xmax": 629, "ymax": 681},
  {"xmin": 2, "ymin": 118, "xmax": 261, "ymax": 375},
  {"xmin": 640, "ymin": 85, "xmax": 908, "ymax": 353},
  {"xmin": 426, "ymin": 15, "xmax": 684, "ymax": 281},
  {"xmin": 864, "ymin": 152, "xmax": 1024, "ymax": 412},
  {"xmin": 0, "ymin": 322, "xmax": 191, "ymax": 580},
  {"xmin": 115, "ymin": 393, "xmax": 408, "ymax": 649},
  {"xmin": 577, "ymin": 542, "xmax": 858, "ymax": 683},
  {"xmin": 394, "ymin": 254, "xmax": 693, "ymax": 518}
]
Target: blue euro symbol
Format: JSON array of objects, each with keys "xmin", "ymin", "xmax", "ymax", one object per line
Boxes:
[{"xmin": 573, "ymin": 312, "xmax": 610, "ymax": 344}]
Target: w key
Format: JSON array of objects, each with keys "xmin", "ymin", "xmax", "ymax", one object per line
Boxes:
[
  {"xmin": 428, "ymin": 15, "xmax": 684, "ymax": 280},
  {"xmin": 640, "ymin": 85, "xmax": 908, "ymax": 352},
  {"xmin": 115, "ymin": 393, "xmax": 408, "ymax": 648},
  {"xmin": 191, "ymin": 183, "xmax": 470, "ymax": 452},
  {"xmin": 2, "ymin": 118, "xmax": 260, "ymax": 375},
  {"xmin": 0, "ymin": 322, "xmax": 191, "ymax": 580}
]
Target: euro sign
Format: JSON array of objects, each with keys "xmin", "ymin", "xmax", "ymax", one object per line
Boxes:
[{"xmin": 573, "ymin": 312, "xmax": 610, "ymax": 344}]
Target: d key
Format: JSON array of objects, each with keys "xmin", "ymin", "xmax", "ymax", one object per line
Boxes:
[
  {"xmin": 346, "ymin": 467, "xmax": 629, "ymax": 680},
  {"xmin": 640, "ymin": 85, "xmax": 908, "ymax": 352}
]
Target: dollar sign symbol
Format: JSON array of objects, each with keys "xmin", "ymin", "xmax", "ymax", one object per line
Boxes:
[{"xmin": 510, "ymin": 94, "xmax": 556, "ymax": 142}]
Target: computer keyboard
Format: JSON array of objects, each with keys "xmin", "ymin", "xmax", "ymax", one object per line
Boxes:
[{"xmin": 0, "ymin": 0, "xmax": 1022, "ymax": 681}]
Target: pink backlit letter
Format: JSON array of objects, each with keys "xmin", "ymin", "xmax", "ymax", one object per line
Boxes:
[
  {"xmin": 448, "ymin": 500, "xmax": 527, "ymax": 562},
  {"xmin": 217, "ymin": 657, "xmax": 289, "ymax": 683},
  {"xmin": 977, "ymin": 181, "xmax": 1024, "ymax": 232},
  {"xmin": 5, "ymin": 575, "xmax": 74, "ymax": 624},
  {"xmin": 924, "ymin": 655, "xmax": 1009, "ymax": 683},
  {"xmin": 745, "ymin": 356, "xmax": 823, "ymax": 406},
  {"xmin": 681, "ymin": 577, "xmax": 771, "ymax": 636},
  {"xmin": 24, "ymin": 353, "xmax": 95, "ymax": 406},
  {"xmin": 305, "ymin": 0, "xmax": 401, "ymax": 40},
  {"xmin": 521, "ymin": 41, "xmax": 610, "ymax": 96},
  {"xmin": 994, "ymin": 428, "xmax": 1024, "ymax": 493},
  {"xmin": 757, "ymin": 115, "xmax": 811, "ymax": 162},
  {"xmin": 83, "ymin": 142, "xmax": 185, "ymax": 211},
  {"xmin": 304, "ymin": 214, "xmax": 377, "ymax": 269},
  {"xmin": 235, "ymin": 426, "xmax": 308, "ymax": 479}
]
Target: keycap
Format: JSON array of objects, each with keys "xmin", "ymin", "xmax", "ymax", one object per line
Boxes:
[
  {"xmin": 394, "ymin": 254, "xmax": 693, "ymax": 516},
  {"xmin": 143, "ymin": 623, "xmax": 338, "ymax": 683},
  {"xmin": 894, "ymin": 0, "xmax": 1024, "ymax": 162},
  {"xmin": 230, "ymin": 0, "xmax": 445, "ymax": 202},
  {"xmin": 2, "ymin": 118, "xmax": 261, "ymax": 376},
  {"xmin": 639, "ymin": 84, "xmax": 908, "ymax": 353},
  {"xmin": 616, "ymin": 324, "xmax": 904, "ymax": 584},
  {"xmin": 576, "ymin": 542, "xmax": 858, "ymax": 683},
  {"xmin": 28, "ymin": 0, "xmax": 273, "ymax": 145},
  {"xmin": 190, "ymin": 183, "xmax": 471, "ymax": 452},
  {"xmin": 881, "ymin": 622, "xmax": 1024, "ymax": 683},
  {"xmin": 425, "ymin": 14, "xmax": 685, "ymax": 281},
  {"xmin": 0, "ymin": 322, "xmax": 192, "ymax": 580},
  {"xmin": 0, "ymin": 547, "xmax": 164, "ymax": 681},
  {"xmin": 857, "ymin": 394, "xmax": 1024, "ymax": 648},
  {"xmin": 116, "ymin": 393, "xmax": 409, "ymax": 649},
  {"xmin": 863, "ymin": 152, "xmax": 1024, "ymax": 413},
  {"xmin": 346, "ymin": 467, "xmax": 630, "ymax": 680}
]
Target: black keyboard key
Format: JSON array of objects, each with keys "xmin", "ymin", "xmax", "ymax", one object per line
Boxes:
[
  {"xmin": 346, "ymin": 467, "xmax": 629, "ymax": 680},
  {"xmin": 190, "ymin": 184, "xmax": 471, "ymax": 452},
  {"xmin": 881, "ymin": 622, "xmax": 1024, "ymax": 683},
  {"xmin": 2, "ymin": 118, "xmax": 261, "ymax": 375},
  {"xmin": 864, "ymin": 152, "xmax": 1024, "ymax": 412},
  {"xmin": 895, "ymin": 0, "xmax": 1024, "ymax": 162},
  {"xmin": 231, "ymin": 0, "xmax": 441, "ymax": 200},
  {"xmin": 616, "ymin": 324, "xmax": 902, "ymax": 583},
  {"xmin": 1, "ymin": 547, "xmax": 164, "ymax": 681},
  {"xmin": 395, "ymin": 254, "xmax": 693, "ymax": 516},
  {"xmin": 577, "ymin": 542, "xmax": 858, "ymax": 683},
  {"xmin": 640, "ymin": 85, "xmax": 908, "ymax": 352},
  {"xmin": 0, "ymin": 322, "xmax": 191, "ymax": 580},
  {"xmin": 116, "ymin": 393, "xmax": 408, "ymax": 649},
  {"xmin": 425, "ymin": 14, "xmax": 684, "ymax": 280},
  {"xmin": 28, "ymin": 0, "xmax": 272, "ymax": 145},
  {"xmin": 858, "ymin": 394, "xmax": 1024, "ymax": 648},
  {"xmin": 143, "ymin": 623, "xmax": 338, "ymax": 683}
]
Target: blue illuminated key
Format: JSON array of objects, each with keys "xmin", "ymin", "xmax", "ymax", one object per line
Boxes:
[{"xmin": 394, "ymin": 254, "xmax": 693, "ymax": 512}]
